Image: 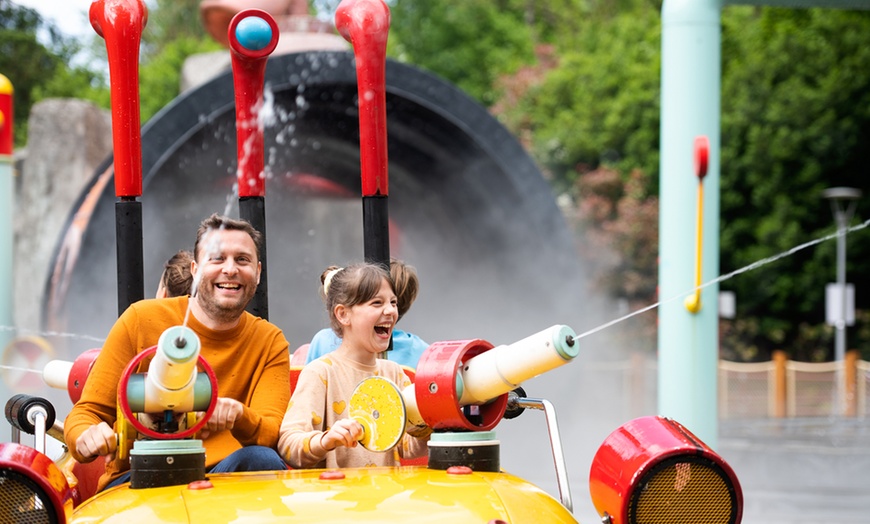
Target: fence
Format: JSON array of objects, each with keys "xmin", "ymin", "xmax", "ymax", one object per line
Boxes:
[
  {"xmin": 718, "ymin": 350, "xmax": 869, "ymax": 419},
  {"xmin": 582, "ymin": 351, "xmax": 870, "ymax": 420}
]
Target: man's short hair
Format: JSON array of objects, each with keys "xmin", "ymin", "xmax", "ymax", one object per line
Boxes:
[{"xmin": 193, "ymin": 213, "xmax": 263, "ymax": 263}]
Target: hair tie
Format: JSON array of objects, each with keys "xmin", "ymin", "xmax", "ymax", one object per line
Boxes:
[{"xmin": 323, "ymin": 267, "xmax": 343, "ymax": 295}]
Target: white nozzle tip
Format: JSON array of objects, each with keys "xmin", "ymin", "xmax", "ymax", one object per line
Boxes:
[{"xmin": 43, "ymin": 360, "xmax": 74, "ymax": 390}]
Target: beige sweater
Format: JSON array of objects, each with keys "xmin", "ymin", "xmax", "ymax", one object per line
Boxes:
[{"xmin": 278, "ymin": 352, "xmax": 428, "ymax": 468}]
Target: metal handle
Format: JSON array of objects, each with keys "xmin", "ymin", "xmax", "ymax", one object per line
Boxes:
[{"xmin": 508, "ymin": 395, "xmax": 574, "ymax": 513}]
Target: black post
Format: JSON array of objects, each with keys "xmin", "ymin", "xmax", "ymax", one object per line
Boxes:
[
  {"xmin": 362, "ymin": 195, "xmax": 390, "ymax": 270},
  {"xmin": 116, "ymin": 199, "xmax": 144, "ymax": 315},
  {"xmin": 240, "ymin": 196, "xmax": 268, "ymax": 320}
]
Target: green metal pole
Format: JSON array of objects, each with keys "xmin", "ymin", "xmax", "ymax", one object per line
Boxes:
[{"xmin": 659, "ymin": 0, "xmax": 722, "ymax": 448}]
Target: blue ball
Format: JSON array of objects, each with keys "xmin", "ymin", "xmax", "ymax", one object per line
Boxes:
[{"xmin": 235, "ymin": 17, "xmax": 273, "ymax": 51}]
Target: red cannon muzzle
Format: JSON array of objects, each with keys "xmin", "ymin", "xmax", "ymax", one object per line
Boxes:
[{"xmin": 589, "ymin": 416, "xmax": 743, "ymax": 524}]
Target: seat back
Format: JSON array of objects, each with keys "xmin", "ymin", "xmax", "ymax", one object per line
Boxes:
[{"xmin": 289, "ymin": 344, "xmax": 310, "ymax": 395}]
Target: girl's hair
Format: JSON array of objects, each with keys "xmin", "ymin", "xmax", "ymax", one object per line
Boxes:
[
  {"xmin": 321, "ymin": 263, "xmax": 393, "ymax": 336},
  {"xmin": 160, "ymin": 250, "xmax": 194, "ymax": 297},
  {"xmin": 389, "ymin": 258, "xmax": 419, "ymax": 320}
]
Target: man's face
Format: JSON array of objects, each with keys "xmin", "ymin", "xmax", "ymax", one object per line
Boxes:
[{"xmin": 191, "ymin": 228, "xmax": 260, "ymax": 323}]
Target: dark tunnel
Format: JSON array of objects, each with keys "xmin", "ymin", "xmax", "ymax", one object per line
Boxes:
[{"xmin": 44, "ymin": 50, "xmax": 589, "ymax": 359}]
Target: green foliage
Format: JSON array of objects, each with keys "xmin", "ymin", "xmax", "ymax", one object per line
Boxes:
[
  {"xmin": 0, "ymin": 0, "xmax": 107, "ymax": 145},
  {"xmin": 513, "ymin": 8, "xmax": 661, "ymax": 192},
  {"xmin": 144, "ymin": 0, "xmax": 210, "ymax": 57},
  {"xmin": 388, "ymin": 0, "xmax": 536, "ymax": 105},
  {"xmin": 719, "ymin": 7, "xmax": 870, "ymax": 360},
  {"xmin": 136, "ymin": 0, "xmax": 220, "ymax": 122},
  {"xmin": 139, "ymin": 36, "xmax": 221, "ymax": 123}
]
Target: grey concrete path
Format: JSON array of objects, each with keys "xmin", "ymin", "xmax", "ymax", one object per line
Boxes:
[
  {"xmin": 499, "ymin": 413, "xmax": 870, "ymax": 523},
  {"xmin": 718, "ymin": 418, "xmax": 870, "ymax": 524}
]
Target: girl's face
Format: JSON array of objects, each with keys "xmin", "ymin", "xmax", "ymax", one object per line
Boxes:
[{"xmin": 338, "ymin": 278, "xmax": 398, "ymax": 355}]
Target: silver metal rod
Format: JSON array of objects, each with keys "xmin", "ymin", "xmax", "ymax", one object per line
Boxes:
[
  {"xmin": 29, "ymin": 409, "xmax": 47, "ymax": 455},
  {"xmin": 514, "ymin": 397, "xmax": 573, "ymax": 513}
]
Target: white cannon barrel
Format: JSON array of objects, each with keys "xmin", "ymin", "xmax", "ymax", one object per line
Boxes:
[
  {"xmin": 457, "ymin": 325, "xmax": 578, "ymax": 405},
  {"xmin": 142, "ymin": 326, "xmax": 201, "ymax": 411},
  {"xmin": 404, "ymin": 324, "xmax": 578, "ymax": 431},
  {"xmin": 42, "ymin": 360, "xmax": 73, "ymax": 390}
]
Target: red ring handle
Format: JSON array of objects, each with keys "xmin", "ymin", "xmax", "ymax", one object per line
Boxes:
[
  {"xmin": 415, "ymin": 339, "xmax": 508, "ymax": 431},
  {"xmin": 118, "ymin": 346, "xmax": 218, "ymax": 440}
]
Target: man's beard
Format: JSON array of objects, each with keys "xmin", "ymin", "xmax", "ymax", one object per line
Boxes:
[{"xmin": 195, "ymin": 281, "xmax": 255, "ymax": 323}]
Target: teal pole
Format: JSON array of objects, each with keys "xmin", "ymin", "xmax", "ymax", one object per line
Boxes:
[
  {"xmin": 0, "ymin": 73, "xmax": 14, "ymax": 357},
  {"xmin": 659, "ymin": 0, "xmax": 722, "ymax": 448}
]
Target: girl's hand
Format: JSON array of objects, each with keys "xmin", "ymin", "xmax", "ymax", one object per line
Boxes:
[{"xmin": 321, "ymin": 418, "xmax": 364, "ymax": 450}]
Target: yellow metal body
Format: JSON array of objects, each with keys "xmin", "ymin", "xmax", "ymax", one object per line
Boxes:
[{"xmin": 69, "ymin": 466, "xmax": 578, "ymax": 523}]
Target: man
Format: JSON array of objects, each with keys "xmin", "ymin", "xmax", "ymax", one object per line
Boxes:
[{"xmin": 64, "ymin": 214, "xmax": 290, "ymax": 491}]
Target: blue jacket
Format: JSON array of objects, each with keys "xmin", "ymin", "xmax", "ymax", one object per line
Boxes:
[{"xmin": 305, "ymin": 328, "xmax": 428, "ymax": 370}]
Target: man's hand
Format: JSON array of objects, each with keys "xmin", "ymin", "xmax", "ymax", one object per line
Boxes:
[
  {"xmin": 199, "ymin": 397, "xmax": 244, "ymax": 439},
  {"xmin": 75, "ymin": 422, "xmax": 117, "ymax": 463},
  {"xmin": 320, "ymin": 418, "xmax": 364, "ymax": 451}
]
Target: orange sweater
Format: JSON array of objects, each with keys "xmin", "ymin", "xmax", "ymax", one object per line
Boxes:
[{"xmin": 63, "ymin": 297, "xmax": 290, "ymax": 490}]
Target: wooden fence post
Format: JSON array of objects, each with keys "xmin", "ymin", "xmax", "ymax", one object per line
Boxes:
[
  {"xmin": 845, "ymin": 349, "xmax": 859, "ymax": 417},
  {"xmin": 772, "ymin": 350, "xmax": 787, "ymax": 418}
]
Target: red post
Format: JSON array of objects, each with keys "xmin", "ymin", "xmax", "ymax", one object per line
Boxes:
[
  {"xmin": 89, "ymin": 0, "xmax": 147, "ymax": 198},
  {"xmin": 335, "ymin": 0, "xmax": 392, "ymax": 269},
  {"xmin": 335, "ymin": 0, "xmax": 390, "ymax": 198},
  {"xmin": 228, "ymin": 9, "xmax": 279, "ymax": 320},
  {"xmin": 91, "ymin": 0, "xmax": 148, "ymax": 314},
  {"xmin": 228, "ymin": 9, "xmax": 279, "ymax": 198}
]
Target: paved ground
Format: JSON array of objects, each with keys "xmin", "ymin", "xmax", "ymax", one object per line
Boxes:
[
  {"xmin": 498, "ymin": 413, "xmax": 870, "ymax": 524},
  {"xmin": 717, "ymin": 418, "xmax": 870, "ymax": 524}
]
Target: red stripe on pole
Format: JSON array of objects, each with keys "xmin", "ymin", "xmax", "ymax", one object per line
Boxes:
[
  {"xmin": 229, "ymin": 9, "xmax": 279, "ymax": 198},
  {"xmin": 0, "ymin": 74, "xmax": 13, "ymax": 156},
  {"xmin": 90, "ymin": 0, "xmax": 147, "ymax": 198},
  {"xmin": 335, "ymin": 0, "xmax": 390, "ymax": 197},
  {"xmin": 694, "ymin": 135, "xmax": 709, "ymax": 180}
]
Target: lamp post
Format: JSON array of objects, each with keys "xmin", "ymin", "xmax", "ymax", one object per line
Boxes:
[{"xmin": 822, "ymin": 186, "xmax": 861, "ymax": 415}]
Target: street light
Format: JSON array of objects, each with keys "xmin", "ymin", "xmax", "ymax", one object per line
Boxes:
[{"xmin": 822, "ymin": 186, "xmax": 861, "ymax": 416}]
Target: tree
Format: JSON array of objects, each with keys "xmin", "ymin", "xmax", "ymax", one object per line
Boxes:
[
  {"xmin": 0, "ymin": 0, "xmax": 107, "ymax": 145},
  {"xmin": 493, "ymin": 4, "xmax": 870, "ymax": 362},
  {"xmin": 719, "ymin": 7, "xmax": 870, "ymax": 361},
  {"xmin": 137, "ymin": 0, "xmax": 221, "ymax": 123},
  {"xmin": 512, "ymin": 8, "xmax": 662, "ymax": 193},
  {"xmin": 388, "ymin": 0, "xmax": 536, "ymax": 105}
]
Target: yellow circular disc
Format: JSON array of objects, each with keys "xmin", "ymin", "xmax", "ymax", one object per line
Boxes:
[{"xmin": 349, "ymin": 376, "xmax": 406, "ymax": 452}]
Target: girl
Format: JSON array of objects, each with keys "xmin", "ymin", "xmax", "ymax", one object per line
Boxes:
[
  {"xmin": 305, "ymin": 258, "xmax": 428, "ymax": 370},
  {"xmin": 278, "ymin": 263, "xmax": 430, "ymax": 469}
]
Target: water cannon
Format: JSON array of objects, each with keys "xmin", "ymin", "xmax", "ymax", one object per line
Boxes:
[
  {"xmin": 42, "ymin": 326, "xmax": 218, "ymax": 489},
  {"xmin": 122, "ymin": 326, "xmax": 211, "ymax": 415},
  {"xmin": 347, "ymin": 324, "xmax": 580, "ymax": 508},
  {"xmin": 407, "ymin": 324, "xmax": 578, "ymax": 432},
  {"xmin": 113, "ymin": 326, "xmax": 218, "ymax": 488}
]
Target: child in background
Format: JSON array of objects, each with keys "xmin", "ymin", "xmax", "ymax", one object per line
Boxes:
[
  {"xmin": 304, "ymin": 258, "xmax": 428, "ymax": 371},
  {"xmin": 156, "ymin": 249, "xmax": 194, "ymax": 298},
  {"xmin": 278, "ymin": 263, "xmax": 430, "ymax": 469}
]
